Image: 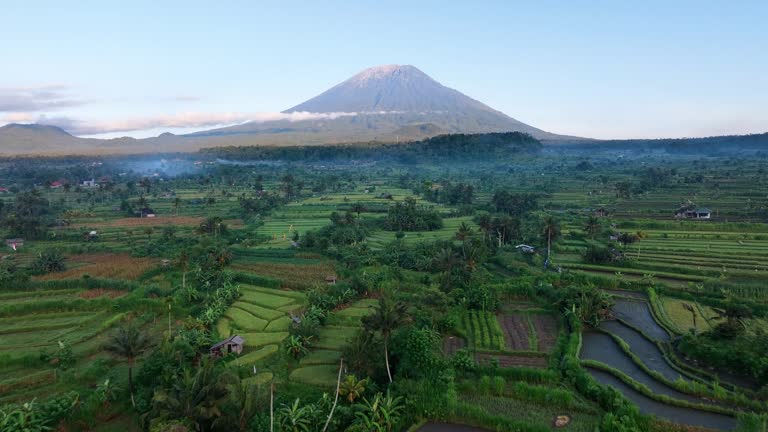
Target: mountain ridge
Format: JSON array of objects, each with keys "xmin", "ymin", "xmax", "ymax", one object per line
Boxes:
[{"xmin": 0, "ymin": 64, "xmax": 580, "ymax": 154}]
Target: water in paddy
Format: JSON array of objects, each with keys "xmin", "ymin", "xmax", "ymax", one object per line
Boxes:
[
  {"xmin": 612, "ymin": 299, "xmax": 671, "ymax": 342},
  {"xmin": 599, "ymin": 319, "xmax": 687, "ymax": 382},
  {"xmin": 588, "ymin": 368, "xmax": 737, "ymax": 431},
  {"xmin": 580, "ymin": 331, "xmax": 721, "ymax": 407}
]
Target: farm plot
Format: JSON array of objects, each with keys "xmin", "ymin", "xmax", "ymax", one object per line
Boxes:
[
  {"xmin": 231, "ymin": 259, "xmax": 336, "ymax": 290},
  {"xmin": 33, "ymin": 253, "xmax": 157, "ymax": 281},
  {"xmin": 0, "ymin": 284, "xmax": 162, "ymax": 402},
  {"xmin": 474, "ymin": 353, "xmax": 548, "ymax": 369},
  {"xmin": 659, "ymin": 297, "xmax": 717, "ymax": 334},
  {"xmin": 290, "ymin": 298, "xmax": 376, "ymax": 387},
  {"xmin": 458, "ymin": 310, "xmax": 505, "ymax": 351},
  {"xmin": 612, "ymin": 299, "xmax": 671, "ymax": 342},
  {"xmin": 443, "ymin": 335, "xmax": 466, "ymax": 356},
  {"xmin": 366, "ymin": 217, "xmax": 478, "ymax": 249},
  {"xmin": 496, "ymin": 312, "xmax": 558, "ymax": 353},
  {"xmin": 219, "ymin": 284, "xmax": 306, "ymax": 366}
]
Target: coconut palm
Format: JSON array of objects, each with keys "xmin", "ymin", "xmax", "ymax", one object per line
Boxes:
[
  {"xmin": 584, "ymin": 215, "xmax": 602, "ymax": 238},
  {"xmin": 362, "ymin": 297, "xmax": 408, "ymax": 383},
  {"xmin": 173, "ymin": 197, "xmax": 183, "ymax": 215},
  {"xmin": 103, "ymin": 325, "xmax": 151, "ymax": 407},
  {"xmin": 151, "ymin": 360, "xmax": 233, "ymax": 430},
  {"xmin": 454, "ymin": 222, "xmax": 473, "ymax": 242},
  {"xmin": 339, "ymin": 375, "xmax": 368, "ymax": 403},
  {"xmin": 542, "ymin": 216, "xmax": 561, "ymax": 264}
]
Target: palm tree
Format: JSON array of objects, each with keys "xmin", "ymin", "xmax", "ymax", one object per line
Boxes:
[
  {"xmin": 339, "ymin": 375, "xmax": 368, "ymax": 403},
  {"xmin": 584, "ymin": 215, "xmax": 601, "ymax": 238},
  {"xmin": 176, "ymin": 250, "xmax": 190, "ymax": 291},
  {"xmin": 223, "ymin": 380, "xmax": 268, "ymax": 432},
  {"xmin": 152, "ymin": 360, "xmax": 233, "ymax": 429},
  {"xmin": 173, "ymin": 197, "xmax": 182, "ymax": 216},
  {"xmin": 362, "ymin": 297, "xmax": 408, "ymax": 383},
  {"xmin": 103, "ymin": 325, "xmax": 151, "ymax": 407},
  {"xmin": 455, "ymin": 222, "xmax": 473, "ymax": 242},
  {"xmin": 542, "ymin": 216, "xmax": 561, "ymax": 264}
]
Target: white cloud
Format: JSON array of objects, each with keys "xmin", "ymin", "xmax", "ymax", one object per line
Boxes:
[{"xmin": 9, "ymin": 111, "xmax": 359, "ymax": 136}]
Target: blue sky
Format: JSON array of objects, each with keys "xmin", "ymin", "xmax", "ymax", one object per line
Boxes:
[{"xmin": 1, "ymin": 0, "xmax": 766, "ymax": 139}]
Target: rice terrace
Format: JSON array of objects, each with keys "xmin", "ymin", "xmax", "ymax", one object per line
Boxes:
[{"xmin": 2, "ymin": 3, "xmax": 768, "ymax": 431}]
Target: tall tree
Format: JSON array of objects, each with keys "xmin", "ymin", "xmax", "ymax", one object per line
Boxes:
[
  {"xmin": 584, "ymin": 215, "xmax": 602, "ymax": 238},
  {"xmin": 542, "ymin": 216, "xmax": 561, "ymax": 264},
  {"xmin": 103, "ymin": 325, "xmax": 151, "ymax": 407},
  {"xmin": 362, "ymin": 297, "xmax": 408, "ymax": 383}
]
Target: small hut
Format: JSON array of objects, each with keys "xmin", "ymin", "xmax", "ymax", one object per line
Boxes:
[
  {"xmin": 160, "ymin": 259, "xmax": 171, "ymax": 268},
  {"xmin": 325, "ymin": 275, "xmax": 337, "ymax": 285},
  {"xmin": 210, "ymin": 335, "xmax": 245, "ymax": 357},
  {"xmin": 515, "ymin": 244, "xmax": 536, "ymax": 254}
]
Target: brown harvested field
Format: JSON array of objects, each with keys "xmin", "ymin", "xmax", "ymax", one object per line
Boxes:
[
  {"xmin": 497, "ymin": 313, "xmax": 531, "ymax": 350},
  {"xmin": 532, "ymin": 314, "xmax": 558, "ymax": 352},
  {"xmin": 443, "ymin": 336, "xmax": 466, "ymax": 356},
  {"xmin": 34, "ymin": 254, "xmax": 156, "ymax": 281},
  {"xmin": 69, "ymin": 216, "xmax": 243, "ymax": 228},
  {"xmin": 231, "ymin": 261, "xmax": 335, "ymax": 289},
  {"xmin": 474, "ymin": 353, "xmax": 547, "ymax": 368}
]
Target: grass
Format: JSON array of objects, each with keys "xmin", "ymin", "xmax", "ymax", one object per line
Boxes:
[
  {"xmin": 225, "ymin": 308, "xmax": 268, "ymax": 331},
  {"xmin": 459, "ymin": 393, "xmax": 601, "ymax": 432},
  {"xmin": 660, "ymin": 297, "xmax": 715, "ymax": 333},
  {"xmin": 288, "ymin": 364, "xmax": 340, "ymax": 387},
  {"xmin": 239, "ymin": 289, "xmax": 299, "ymax": 309},
  {"xmin": 235, "ymin": 344, "xmax": 279, "ymax": 364}
]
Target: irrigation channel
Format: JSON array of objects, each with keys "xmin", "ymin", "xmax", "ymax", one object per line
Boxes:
[
  {"xmin": 581, "ymin": 294, "xmax": 739, "ymax": 430},
  {"xmin": 417, "ymin": 424, "xmax": 491, "ymax": 432}
]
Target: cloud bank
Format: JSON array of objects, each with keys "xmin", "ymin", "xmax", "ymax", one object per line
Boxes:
[
  {"xmin": 4, "ymin": 111, "xmax": 358, "ymax": 136},
  {"xmin": 0, "ymin": 85, "xmax": 83, "ymax": 112}
]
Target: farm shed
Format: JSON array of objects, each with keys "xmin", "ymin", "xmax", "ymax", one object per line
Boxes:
[
  {"xmin": 210, "ymin": 335, "xmax": 245, "ymax": 357},
  {"xmin": 325, "ymin": 275, "xmax": 338, "ymax": 284},
  {"xmin": 515, "ymin": 244, "xmax": 536, "ymax": 253},
  {"xmin": 675, "ymin": 205, "xmax": 711, "ymax": 220}
]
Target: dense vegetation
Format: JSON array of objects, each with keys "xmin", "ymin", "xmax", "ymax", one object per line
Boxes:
[{"xmin": 1, "ymin": 132, "xmax": 768, "ymax": 432}]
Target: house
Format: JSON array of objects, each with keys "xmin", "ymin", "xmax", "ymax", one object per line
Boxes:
[
  {"xmin": 50, "ymin": 181, "xmax": 65, "ymax": 189},
  {"xmin": 210, "ymin": 335, "xmax": 245, "ymax": 357},
  {"xmin": 161, "ymin": 259, "xmax": 171, "ymax": 268},
  {"xmin": 675, "ymin": 205, "xmax": 711, "ymax": 220},
  {"xmin": 137, "ymin": 207, "xmax": 156, "ymax": 218},
  {"xmin": 4, "ymin": 238, "xmax": 24, "ymax": 251},
  {"xmin": 515, "ymin": 244, "xmax": 536, "ymax": 254},
  {"xmin": 81, "ymin": 178, "xmax": 98, "ymax": 188},
  {"xmin": 0, "ymin": 187, "xmax": 9, "ymax": 194},
  {"xmin": 325, "ymin": 275, "xmax": 338, "ymax": 285},
  {"xmin": 85, "ymin": 231, "xmax": 99, "ymax": 240}
]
